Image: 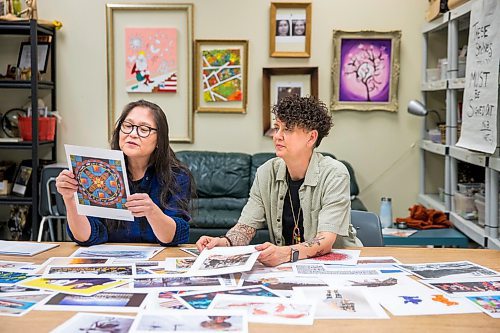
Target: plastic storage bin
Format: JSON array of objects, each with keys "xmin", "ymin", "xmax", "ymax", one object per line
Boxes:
[
  {"xmin": 474, "ymin": 199, "xmax": 485, "ymax": 227},
  {"xmin": 457, "ymin": 183, "xmax": 484, "ymax": 196},
  {"xmin": 18, "ymin": 116, "xmax": 56, "ymax": 141},
  {"xmin": 454, "ymin": 191, "xmax": 477, "ymax": 220}
]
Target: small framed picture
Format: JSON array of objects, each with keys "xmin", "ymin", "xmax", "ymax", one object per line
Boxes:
[
  {"xmin": 270, "ymin": 2, "xmax": 311, "ymax": 58},
  {"xmin": 17, "ymin": 42, "xmax": 51, "ymax": 73},
  {"xmin": 12, "ymin": 165, "xmax": 33, "ymax": 197}
]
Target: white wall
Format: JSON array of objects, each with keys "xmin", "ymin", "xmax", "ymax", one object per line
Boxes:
[{"xmin": 37, "ymin": 0, "xmax": 428, "ymax": 218}]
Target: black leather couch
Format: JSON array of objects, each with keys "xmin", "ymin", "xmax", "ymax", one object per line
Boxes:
[{"xmin": 176, "ymin": 151, "xmax": 367, "ymax": 244}]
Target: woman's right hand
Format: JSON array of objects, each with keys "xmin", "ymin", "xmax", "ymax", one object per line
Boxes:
[
  {"xmin": 55, "ymin": 169, "xmax": 78, "ymax": 200},
  {"xmin": 196, "ymin": 235, "xmax": 228, "ymax": 252}
]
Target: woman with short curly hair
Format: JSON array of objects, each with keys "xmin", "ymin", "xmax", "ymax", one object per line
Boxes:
[{"xmin": 197, "ymin": 95, "xmax": 361, "ymax": 266}]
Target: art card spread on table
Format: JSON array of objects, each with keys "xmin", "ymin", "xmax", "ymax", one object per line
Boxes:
[
  {"xmin": 356, "ymin": 257, "xmax": 401, "ymax": 265},
  {"xmin": 144, "ymin": 290, "xmax": 191, "ymax": 310},
  {"xmin": 397, "ymin": 261, "xmax": 499, "ymax": 279},
  {"xmin": 42, "ymin": 264, "xmax": 136, "ymax": 278},
  {"xmin": 0, "ymin": 270, "xmax": 33, "ymax": 285},
  {"xmin": 130, "ymin": 309, "xmax": 248, "ymax": 333},
  {"xmin": 18, "ymin": 277, "xmax": 130, "ymax": 296},
  {"xmin": 239, "ymin": 273, "xmax": 328, "ymax": 297},
  {"xmin": 132, "ymin": 276, "xmax": 224, "ymax": 291},
  {"xmin": 38, "ymin": 291, "xmax": 150, "ymax": 313},
  {"xmin": 0, "ymin": 240, "xmax": 59, "ymax": 256},
  {"xmin": 50, "ymin": 312, "xmax": 135, "ymax": 333},
  {"xmin": 293, "ymin": 287, "xmax": 389, "ymax": 319},
  {"xmin": 0, "ymin": 285, "xmax": 39, "ymax": 294},
  {"xmin": 379, "ymin": 291, "xmax": 481, "ymax": 316},
  {"xmin": 0, "ymin": 293, "xmax": 52, "ymax": 317},
  {"xmin": 34, "ymin": 257, "xmax": 114, "ymax": 274},
  {"xmin": 292, "ymin": 263, "xmax": 380, "ymax": 277},
  {"xmin": 188, "ymin": 246, "xmax": 259, "ymax": 277},
  {"xmin": 163, "ymin": 257, "xmax": 196, "ymax": 271},
  {"xmin": 209, "ymin": 294, "xmax": 316, "ymax": 325},
  {"xmin": 248, "ymin": 262, "xmax": 293, "ymax": 275},
  {"xmin": 0, "ymin": 260, "xmax": 33, "ymax": 270},
  {"xmin": 466, "ymin": 295, "xmax": 500, "ymax": 318},
  {"xmin": 299, "ymin": 249, "xmax": 360, "ymax": 266},
  {"xmin": 65, "ymin": 144, "xmax": 133, "ymax": 221},
  {"xmin": 180, "ymin": 247, "xmax": 200, "ymax": 257},
  {"xmin": 70, "ymin": 244, "xmax": 163, "ymax": 260},
  {"xmin": 422, "ymin": 277, "xmax": 500, "ymax": 297},
  {"xmin": 176, "ymin": 285, "xmax": 280, "ymax": 310}
]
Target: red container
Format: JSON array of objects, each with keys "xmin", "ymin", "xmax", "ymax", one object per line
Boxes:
[{"xmin": 18, "ymin": 116, "xmax": 56, "ymax": 141}]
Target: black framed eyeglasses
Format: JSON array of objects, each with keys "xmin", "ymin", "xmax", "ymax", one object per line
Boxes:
[{"xmin": 120, "ymin": 121, "xmax": 158, "ymax": 138}]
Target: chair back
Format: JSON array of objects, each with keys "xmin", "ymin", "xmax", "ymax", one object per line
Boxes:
[
  {"xmin": 350, "ymin": 210, "xmax": 384, "ymax": 246},
  {"xmin": 39, "ymin": 165, "xmax": 67, "ymax": 217}
]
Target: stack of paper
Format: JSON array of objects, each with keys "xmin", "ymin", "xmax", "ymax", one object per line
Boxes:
[{"xmin": 0, "ymin": 241, "xmax": 59, "ymax": 256}]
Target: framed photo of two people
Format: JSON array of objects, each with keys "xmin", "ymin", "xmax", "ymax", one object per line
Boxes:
[{"xmin": 270, "ymin": 2, "xmax": 311, "ymax": 58}]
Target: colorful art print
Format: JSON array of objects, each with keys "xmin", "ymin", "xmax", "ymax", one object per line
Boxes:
[
  {"xmin": 426, "ymin": 279, "xmax": 500, "ymax": 296},
  {"xmin": 177, "ymin": 286, "xmax": 280, "ymax": 310},
  {"xmin": 466, "ymin": 296, "xmax": 500, "ymax": 318},
  {"xmin": 397, "ymin": 261, "xmax": 499, "ymax": 279},
  {"xmin": 331, "ymin": 30, "xmax": 401, "ymax": 112},
  {"xmin": 180, "ymin": 247, "xmax": 200, "ymax": 257},
  {"xmin": 70, "ymin": 244, "xmax": 163, "ymax": 259},
  {"xmin": 0, "ymin": 293, "xmax": 51, "ymax": 317},
  {"xmin": 202, "ymin": 48, "xmax": 242, "ymax": 102},
  {"xmin": 0, "ymin": 285, "xmax": 38, "ymax": 294},
  {"xmin": 210, "ymin": 294, "xmax": 315, "ymax": 325},
  {"xmin": 70, "ymin": 155, "xmax": 127, "ymax": 210},
  {"xmin": 51, "ymin": 313, "xmax": 135, "ymax": 333},
  {"xmin": 200, "ymin": 253, "xmax": 252, "ymax": 270},
  {"xmin": 301, "ymin": 249, "xmax": 360, "ymax": 265},
  {"xmin": 131, "ymin": 309, "xmax": 247, "ymax": 333},
  {"xmin": 34, "ymin": 257, "xmax": 113, "ymax": 274},
  {"xmin": 0, "ymin": 270, "xmax": 31, "ymax": 285},
  {"xmin": 167, "ymin": 257, "xmax": 195, "ymax": 270},
  {"xmin": 136, "ymin": 267, "xmax": 154, "ymax": 275},
  {"xmin": 241, "ymin": 274, "xmax": 327, "ymax": 291},
  {"xmin": 148, "ymin": 267, "xmax": 186, "ymax": 275},
  {"xmin": 44, "ymin": 264, "xmax": 135, "ymax": 277},
  {"xmin": 42, "ymin": 291, "xmax": 148, "ymax": 309},
  {"xmin": 125, "ymin": 27, "xmax": 177, "ymax": 93},
  {"xmin": 133, "ymin": 277, "xmax": 223, "ymax": 290},
  {"xmin": 294, "ymin": 287, "xmax": 389, "ymax": 319},
  {"xmin": 74, "ymin": 250, "xmax": 151, "ymax": 259},
  {"xmin": 146, "ymin": 290, "xmax": 191, "ymax": 310},
  {"xmin": 18, "ymin": 277, "xmax": 129, "ymax": 296},
  {"xmin": 0, "ymin": 261, "xmax": 32, "ymax": 270}
]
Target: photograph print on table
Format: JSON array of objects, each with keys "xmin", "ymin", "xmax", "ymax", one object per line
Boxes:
[
  {"xmin": 188, "ymin": 246, "xmax": 259, "ymax": 277},
  {"xmin": 180, "ymin": 247, "xmax": 200, "ymax": 257},
  {"xmin": 0, "ymin": 261, "xmax": 33, "ymax": 270},
  {"xmin": 145, "ymin": 290, "xmax": 192, "ymax": 311},
  {"xmin": 0, "ymin": 270, "xmax": 32, "ymax": 285},
  {"xmin": 466, "ymin": 296, "xmax": 500, "ymax": 318},
  {"xmin": 422, "ymin": 277, "xmax": 500, "ymax": 297},
  {"xmin": 132, "ymin": 276, "xmax": 224, "ymax": 291},
  {"xmin": 65, "ymin": 145, "xmax": 133, "ymax": 221},
  {"xmin": 18, "ymin": 277, "xmax": 129, "ymax": 296},
  {"xmin": 299, "ymin": 249, "xmax": 360, "ymax": 266},
  {"xmin": 0, "ymin": 293, "xmax": 52, "ymax": 317},
  {"xmin": 51, "ymin": 312, "xmax": 135, "ymax": 333},
  {"xmin": 397, "ymin": 261, "xmax": 499, "ymax": 279},
  {"xmin": 70, "ymin": 244, "xmax": 163, "ymax": 260},
  {"xmin": 34, "ymin": 257, "xmax": 114, "ymax": 274},
  {"xmin": 42, "ymin": 264, "xmax": 136, "ymax": 278}
]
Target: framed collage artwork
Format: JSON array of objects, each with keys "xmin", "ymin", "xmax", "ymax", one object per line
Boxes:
[
  {"xmin": 270, "ymin": 2, "xmax": 312, "ymax": 58},
  {"xmin": 330, "ymin": 30, "xmax": 402, "ymax": 112},
  {"xmin": 106, "ymin": 3, "xmax": 194, "ymax": 143},
  {"xmin": 262, "ymin": 67, "xmax": 318, "ymax": 136},
  {"xmin": 194, "ymin": 40, "xmax": 248, "ymax": 113}
]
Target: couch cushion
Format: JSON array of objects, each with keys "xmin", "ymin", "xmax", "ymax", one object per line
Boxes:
[{"xmin": 177, "ymin": 151, "xmax": 251, "ymax": 198}]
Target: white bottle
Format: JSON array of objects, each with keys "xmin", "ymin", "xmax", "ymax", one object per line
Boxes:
[{"xmin": 380, "ymin": 197, "xmax": 393, "ymax": 229}]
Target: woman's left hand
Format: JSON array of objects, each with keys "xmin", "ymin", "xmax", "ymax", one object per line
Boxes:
[
  {"xmin": 125, "ymin": 193, "xmax": 159, "ymax": 218},
  {"xmin": 255, "ymin": 242, "xmax": 291, "ymax": 267}
]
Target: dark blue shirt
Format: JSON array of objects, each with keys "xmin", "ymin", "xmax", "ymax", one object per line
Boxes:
[{"xmin": 67, "ymin": 167, "xmax": 191, "ymax": 246}]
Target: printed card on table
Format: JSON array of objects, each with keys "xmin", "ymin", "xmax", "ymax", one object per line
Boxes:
[
  {"xmin": 0, "ymin": 270, "xmax": 33, "ymax": 286},
  {"xmin": 18, "ymin": 277, "xmax": 129, "ymax": 296},
  {"xmin": 293, "ymin": 287, "xmax": 389, "ymax": 319},
  {"xmin": 180, "ymin": 247, "xmax": 200, "ymax": 257},
  {"xmin": 188, "ymin": 246, "xmax": 259, "ymax": 277},
  {"xmin": 209, "ymin": 294, "xmax": 315, "ymax": 325},
  {"xmin": 0, "ymin": 293, "xmax": 52, "ymax": 317},
  {"xmin": 51, "ymin": 313, "xmax": 135, "ymax": 333},
  {"xmin": 37, "ymin": 291, "xmax": 150, "ymax": 313},
  {"xmin": 70, "ymin": 244, "xmax": 163, "ymax": 261},
  {"xmin": 33, "ymin": 257, "xmax": 114, "ymax": 274},
  {"xmin": 422, "ymin": 276, "xmax": 500, "ymax": 297},
  {"xmin": 132, "ymin": 276, "xmax": 224, "ymax": 291},
  {"xmin": 130, "ymin": 309, "xmax": 248, "ymax": 333},
  {"xmin": 0, "ymin": 261, "xmax": 33, "ymax": 270},
  {"xmin": 299, "ymin": 249, "xmax": 360, "ymax": 266},
  {"xmin": 144, "ymin": 290, "xmax": 192, "ymax": 311},
  {"xmin": 397, "ymin": 261, "xmax": 499, "ymax": 279},
  {"xmin": 466, "ymin": 295, "xmax": 500, "ymax": 318},
  {"xmin": 65, "ymin": 144, "xmax": 133, "ymax": 221},
  {"xmin": 379, "ymin": 291, "xmax": 481, "ymax": 316},
  {"xmin": 42, "ymin": 264, "xmax": 136, "ymax": 278},
  {"xmin": 239, "ymin": 273, "xmax": 328, "ymax": 297}
]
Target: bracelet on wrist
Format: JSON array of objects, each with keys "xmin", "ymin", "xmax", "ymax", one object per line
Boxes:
[{"xmin": 219, "ymin": 235, "xmax": 233, "ymax": 247}]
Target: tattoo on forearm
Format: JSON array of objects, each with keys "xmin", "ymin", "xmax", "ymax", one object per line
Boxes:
[
  {"xmin": 226, "ymin": 223, "xmax": 256, "ymax": 246},
  {"xmin": 306, "ymin": 250, "xmax": 326, "ymax": 259},
  {"xmin": 302, "ymin": 236, "xmax": 325, "ymax": 248}
]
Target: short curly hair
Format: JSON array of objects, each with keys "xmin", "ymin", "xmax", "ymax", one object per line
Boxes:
[{"xmin": 272, "ymin": 95, "xmax": 333, "ymax": 147}]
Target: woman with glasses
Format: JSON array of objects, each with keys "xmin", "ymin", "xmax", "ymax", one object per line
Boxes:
[
  {"xmin": 56, "ymin": 100, "xmax": 194, "ymax": 246},
  {"xmin": 196, "ymin": 95, "xmax": 361, "ymax": 266}
]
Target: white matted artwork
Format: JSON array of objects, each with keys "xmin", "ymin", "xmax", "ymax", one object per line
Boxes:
[
  {"xmin": 50, "ymin": 313, "xmax": 135, "ymax": 333},
  {"xmin": 70, "ymin": 244, "xmax": 163, "ymax": 261},
  {"xmin": 42, "ymin": 264, "xmax": 136, "ymax": 279},
  {"xmin": 422, "ymin": 277, "xmax": 500, "ymax": 297},
  {"xmin": 209, "ymin": 294, "xmax": 315, "ymax": 325},
  {"xmin": 34, "ymin": 257, "xmax": 114, "ymax": 274},
  {"xmin": 188, "ymin": 246, "xmax": 259, "ymax": 277},
  {"xmin": 106, "ymin": 4, "xmax": 194, "ymax": 143},
  {"xmin": 0, "ymin": 293, "xmax": 52, "ymax": 317},
  {"xmin": 65, "ymin": 145, "xmax": 133, "ymax": 222},
  {"xmin": 397, "ymin": 261, "xmax": 499, "ymax": 279},
  {"xmin": 130, "ymin": 309, "xmax": 248, "ymax": 333},
  {"xmin": 293, "ymin": 287, "xmax": 389, "ymax": 319},
  {"xmin": 270, "ymin": 2, "xmax": 311, "ymax": 57}
]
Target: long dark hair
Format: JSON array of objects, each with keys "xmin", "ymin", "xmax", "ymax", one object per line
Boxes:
[{"xmin": 111, "ymin": 100, "xmax": 194, "ymax": 214}]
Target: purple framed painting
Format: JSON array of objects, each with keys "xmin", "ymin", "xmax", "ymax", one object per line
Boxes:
[{"xmin": 331, "ymin": 30, "xmax": 401, "ymax": 112}]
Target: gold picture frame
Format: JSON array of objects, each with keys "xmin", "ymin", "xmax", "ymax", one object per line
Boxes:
[
  {"xmin": 269, "ymin": 2, "xmax": 312, "ymax": 58},
  {"xmin": 331, "ymin": 30, "xmax": 401, "ymax": 112},
  {"xmin": 194, "ymin": 39, "xmax": 249, "ymax": 113},
  {"xmin": 262, "ymin": 67, "xmax": 318, "ymax": 136},
  {"xmin": 106, "ymin": 3, "xmax": 194, "ymax": 143}
]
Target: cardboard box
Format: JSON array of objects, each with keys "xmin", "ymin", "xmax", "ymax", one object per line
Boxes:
[
  {"xmin": 448, "ymin": 0, "xmax": 469, "ymax": 10},
  {"xmin": 426, "ymin": 0, "xmax": 449, "ymax": 22},
  {"xmin": 0, "ymin": 180, "xmax": 12, "ymax": 196}
]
